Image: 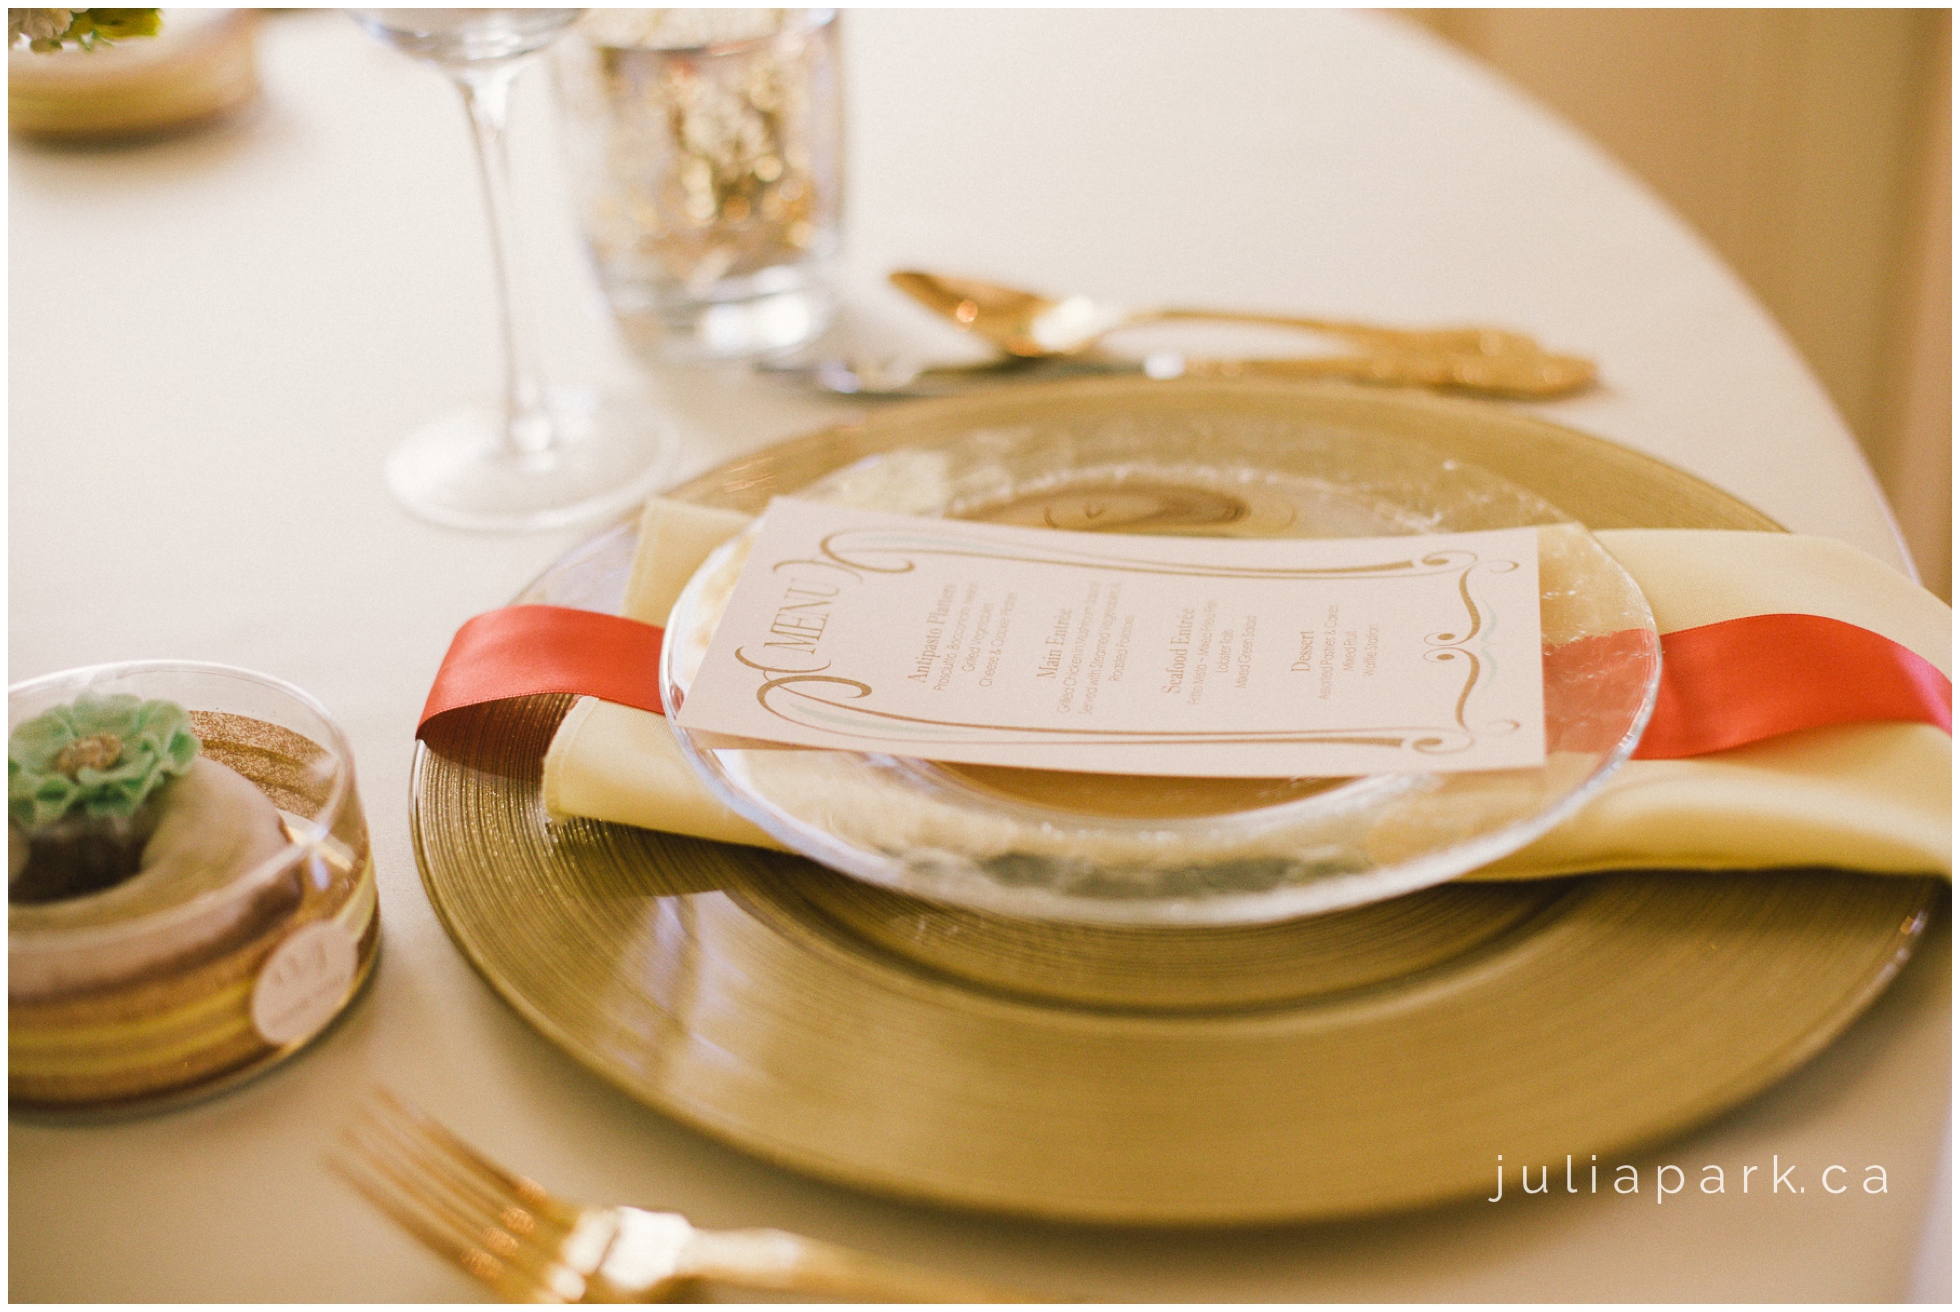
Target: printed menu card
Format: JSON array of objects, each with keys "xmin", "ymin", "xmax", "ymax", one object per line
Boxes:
[{"xmin": 675, "ymin": 499, "xmax": 1545, "ymax": 777}]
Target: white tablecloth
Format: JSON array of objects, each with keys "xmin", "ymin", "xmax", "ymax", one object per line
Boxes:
[{"xmin": 8, "ymin": 10, "xmax": 1946, "ymax": 1301}]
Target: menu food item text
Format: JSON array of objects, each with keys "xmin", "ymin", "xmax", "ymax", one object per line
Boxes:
[{"xmin": 676, "ymin": 499, "xmax": 1545, "ymax": 777}]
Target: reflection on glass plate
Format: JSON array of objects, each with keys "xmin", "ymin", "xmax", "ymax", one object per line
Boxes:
[{"xmin": 661, "ymin": 407, "xmax": 1659, "ymax": 923}]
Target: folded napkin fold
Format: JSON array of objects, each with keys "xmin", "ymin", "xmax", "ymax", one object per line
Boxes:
[{"xmin": 530, "ymin": 498, "xmax": 1950, "ymax": 879}]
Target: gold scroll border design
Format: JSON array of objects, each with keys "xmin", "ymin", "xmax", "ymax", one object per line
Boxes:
[{"xmin": 739, "ymin": 529, "xmax": 1525, "ymax": 755}]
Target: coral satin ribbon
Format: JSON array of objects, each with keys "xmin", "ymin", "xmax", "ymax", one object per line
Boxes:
[
  {"xmin": 1632, "ymin": 612, "xmax": 1951, "ymax": 758},
  {"xmin": 418, "ymin": 606, "xmax": 667, "ymax": 729},
  {"xmin": 415, "ymin": 605, "xmax": 1952, "ymax": 758}
]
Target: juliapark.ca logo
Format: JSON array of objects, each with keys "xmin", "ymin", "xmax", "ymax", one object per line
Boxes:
[{"xmin": 1489, "ymin": 1154, "xmax": 1890, "ymax": 1203}]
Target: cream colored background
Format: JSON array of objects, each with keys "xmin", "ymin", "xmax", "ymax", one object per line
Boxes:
[
  {"xmin": 1407, "ymin": 9, "xmax": 1952, "ymax": 600},
  {"xmin": 8, "ymin": 10, "xmax": 1948, "ymax": 1302}
]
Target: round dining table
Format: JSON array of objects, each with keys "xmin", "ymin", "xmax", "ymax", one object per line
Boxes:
[{"xmin": 9, "ymin": 10, "xmax": 1948, "ymax": 1302}]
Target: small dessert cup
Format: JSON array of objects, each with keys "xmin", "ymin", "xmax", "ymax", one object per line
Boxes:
[{"xmin": 9, "ymin": 662, "xmax": 379, "ymax": 1115}]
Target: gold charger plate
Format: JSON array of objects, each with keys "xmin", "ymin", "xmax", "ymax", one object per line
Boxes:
[{"xmin": 411, "ymin": 380, "xmax": 1939, "ymax": 1224}]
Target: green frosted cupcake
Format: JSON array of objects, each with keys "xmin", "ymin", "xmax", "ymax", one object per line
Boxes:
[{"xmin": 9, "ymin": 693, "xmax": 203, "ymax": 903}]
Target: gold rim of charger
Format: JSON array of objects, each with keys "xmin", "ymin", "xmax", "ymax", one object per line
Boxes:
[{"xmin": 411, "ymin": 378, "xmax": 1939, "ymax": 1224}]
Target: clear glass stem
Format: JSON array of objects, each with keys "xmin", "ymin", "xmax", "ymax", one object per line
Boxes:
[{"xmin": 453, "ymin": 60, "xmax": 554, "ymax": 459}]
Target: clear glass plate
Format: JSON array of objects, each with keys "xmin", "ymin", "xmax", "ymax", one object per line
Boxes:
[{"xmin": 660, "ymin": 408, "xmax": 1659, "ymax": 924}]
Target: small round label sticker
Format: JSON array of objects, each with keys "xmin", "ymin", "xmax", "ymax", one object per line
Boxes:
[{"xmin": 251, "ymin": 920, "xmax": 358, "ymax": 1046}]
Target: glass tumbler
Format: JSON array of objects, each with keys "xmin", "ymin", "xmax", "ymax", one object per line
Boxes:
[
  {"xmin": 10, "ymin": 662, "xmax": 378, "ymax": 1115},
  {"xmin": 554, "ymin": 9, "xmax": 843, "ymax": 360}
]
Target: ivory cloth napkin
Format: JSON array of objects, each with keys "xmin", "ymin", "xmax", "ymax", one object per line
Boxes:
[{"xmin": 540, "ymin": 499, "xmax": 1951, "ymax": 879}]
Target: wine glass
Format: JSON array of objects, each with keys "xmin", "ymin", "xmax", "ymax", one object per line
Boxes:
[{"xmin": 348, "ymin": 9, "xmax": 675, "ymax": 532}]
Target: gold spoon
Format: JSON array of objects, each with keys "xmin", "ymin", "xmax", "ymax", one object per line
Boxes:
[{"xmin": 888, "ymin": 270, "xmax": 1597, "ymax": 399}]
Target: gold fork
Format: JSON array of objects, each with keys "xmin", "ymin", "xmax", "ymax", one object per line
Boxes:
[{"xmin": 329, "ymin": 1088, "xmax": 1040, "ymax": 1303}]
